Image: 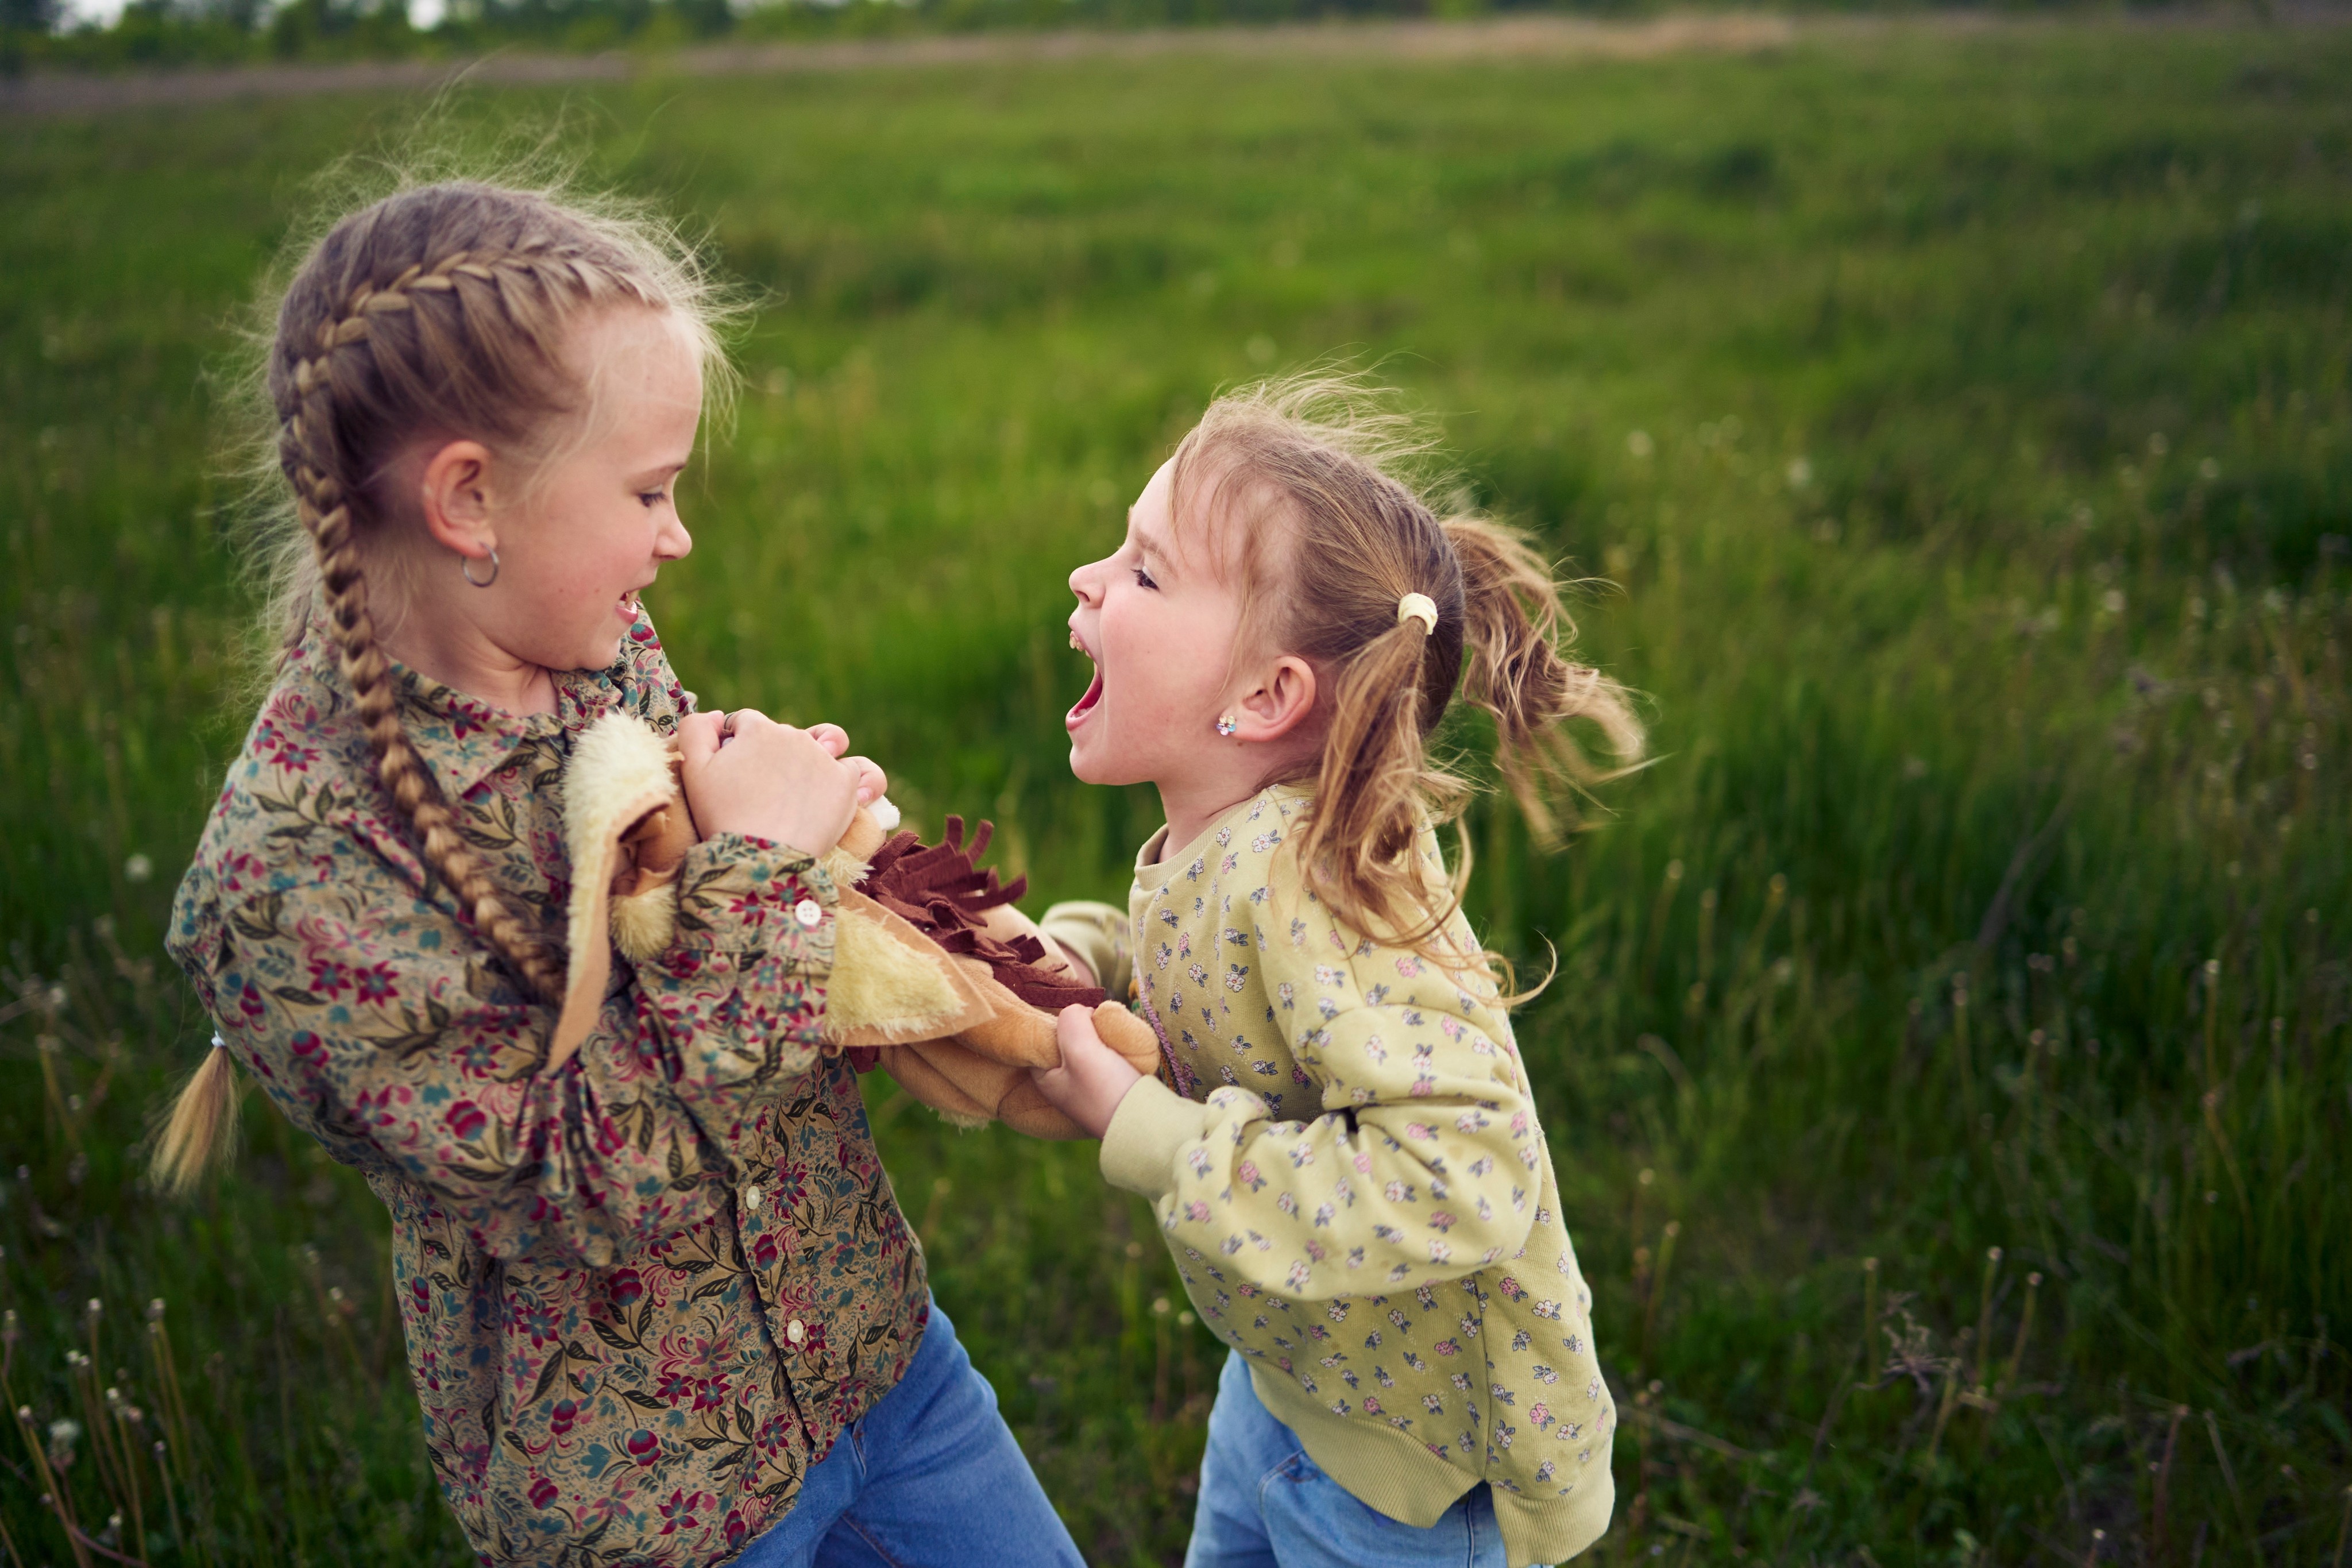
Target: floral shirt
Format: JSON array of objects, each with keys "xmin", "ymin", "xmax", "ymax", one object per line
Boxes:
[
  {"xmin": 1096, "ymin": 786, "xmax": 1616, "ymax": 1568},
  {"xmin": 165, "ymin": 612, "xmax": 927, "ymax": 1568}
]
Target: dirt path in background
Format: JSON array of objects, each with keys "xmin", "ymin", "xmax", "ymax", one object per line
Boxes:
[
  {"xmin": 2, "ymin": 14, "xmax": 1806, "ymax": 116},
  {"xmin": 6, "ymin": 9, "xmax": 2341, "ymax": 116}
]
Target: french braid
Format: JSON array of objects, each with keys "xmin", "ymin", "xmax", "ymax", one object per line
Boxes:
[
  {"xmin": 282, "ymin": 252, "xmax": 583, "ymax": 1002},
  {"xmin": 161, "ymin": 181, "xmax": 733, "ymax": 1191}
]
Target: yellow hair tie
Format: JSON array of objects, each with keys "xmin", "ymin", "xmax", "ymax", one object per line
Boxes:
[{"xmin": 1396, "ymin": 592, "xmax": 1438, "ymax": 635}]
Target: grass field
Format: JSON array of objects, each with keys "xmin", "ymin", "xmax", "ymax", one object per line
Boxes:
[{"xmin": 4, "ymin": 19, "xmax": 2350, "ymax": 1565}]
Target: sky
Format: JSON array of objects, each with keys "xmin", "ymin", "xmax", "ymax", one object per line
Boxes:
[{"xmin": 56, "ymin": 0, "xmax": 450, "ymax": 29}]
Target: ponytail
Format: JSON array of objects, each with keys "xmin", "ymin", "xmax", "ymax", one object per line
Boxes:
[
  {"xmin": 153, "ymin": 1041, "xmax": 241, "ymax": 1195},
  {"xmin": 1446, "ymin": 515, "xmax": 1645, "ymax": 844},
  {"xmin": 1168, "ymin": 373, "xmax": 1646, "ymax": 968}
]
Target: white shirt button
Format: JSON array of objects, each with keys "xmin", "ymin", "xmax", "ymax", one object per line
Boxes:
[
  {"xmin": 785, "ymin": 1318, "xmax": 806, "ymax": 1345},
  {"xmin": 794, "ymin": 899, "xmax": 824, "ymax": 929},
  {"xmin": 741, "ymin": 1183, "xmax": 762, "ymax": 1210}
]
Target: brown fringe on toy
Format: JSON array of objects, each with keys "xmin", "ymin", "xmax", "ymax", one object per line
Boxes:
[{"xmin": 856, "ymin": 816, "xmax": 1107, "ymax": 1014}]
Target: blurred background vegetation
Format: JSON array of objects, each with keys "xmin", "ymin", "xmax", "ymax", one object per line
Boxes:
[
  {"xmin": 5, "ymin": 17, "xmax": 2350, "ymax": 1567},
  {"xmin": 0, "ymin": 0, "xmax": 2289, "ymax": 79}
]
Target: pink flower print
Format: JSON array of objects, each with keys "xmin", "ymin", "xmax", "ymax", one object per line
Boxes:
[
  {"xmin": 352, "ymin": 1082, "xmax": 416, "ymax": 1140},
  {"xmin": 1497, "ymin": 1276, "xmax": 1525, "ymax": 1300},
  {"xmin": 625, "ymin": 1428, "xmax": 662, "ymax": 1466},
  {"xmin": 1237, "ymin": 1159, "xmax": 1266, "ymax": 1192},
  {"xmin": 1530, "ymin": 1401, "xmax": 1554, "ymax": 1430},
  {"xmin": 1362, "ymin": 1395, "xmax": 1383, "ymax": 1415},
  {"xmin": 1427, "ymin": 1240, "xmax": 1453, "ymax": 1265},
  {"xmin": 1433, "ymin": 1338, "xmax": 1459, "ymax": 1357},
  {"xmin": 510, "ymin": 1300, "xmax": 562, "ymax": 1349},
  {"xmin": 549, "ymin": 1399, "xmax": 580, "ymax": 1438},
  {"xmin": 444, "ymin": 1100, "xmax": 487, "ymax": 1141},
  {"xmin": 306, "ymin": 956, "xmax": 354, "ymax": 999},
  {"xmin": 1427, "ymin": 1211, "xmax": 1458, "ymax": 1233},
  {"xmin": 1395, "ymin": 955, "xmax": 1424, "ymax": 978},
  {"xmin": 657, "ymin": 1488, "xmax": 715, "ymax": 1536},
  {"xmin": 353, "ymin": 962, "xmax": 399, "ymax": 1005},
  {"xmin": 1184, "ymin": 1200, "xmax": 1212, "ymax": 1223},
  {"xmin": 1405, "ymin": 1122, "xmax": 1438, "ymax": 1142},
  {"xmin": 528, "ymin": 1474, "xmax": 560, "ymax": 1509}
]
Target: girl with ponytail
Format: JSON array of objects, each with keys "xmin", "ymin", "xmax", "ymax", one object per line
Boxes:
[
  {"xmin": 1032, "ymin": 375, "xmax": 1643, "ymax": 1568},
  {"xmin": 159, "ymin": 179, "xmax": 1082, "ymax": 1568}
]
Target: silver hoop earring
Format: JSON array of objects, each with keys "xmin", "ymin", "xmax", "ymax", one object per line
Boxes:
[
  {"xmin": 461, "ymin": 548, "xmax": 500, "ymax": 589},
  {"xmin": 1214, "ymin": 714, "xmax": 1239, "ymax": 737}
]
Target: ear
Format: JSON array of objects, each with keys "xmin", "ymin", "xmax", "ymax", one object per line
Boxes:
[
  {"xmin": 417, "ymin": 438, "xmax": 500, "ymax": 563},
  {"xmin": 1230, "ymin": 654, "xmax": 1318, "ymax": 744}
]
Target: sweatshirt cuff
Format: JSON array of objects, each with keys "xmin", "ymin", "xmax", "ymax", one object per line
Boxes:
[{"xmin": 1099, "ymin": 1075, "xmax": 1203, "ymax": 1201}]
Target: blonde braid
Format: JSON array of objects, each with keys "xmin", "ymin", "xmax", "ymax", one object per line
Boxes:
[{"xmin": 283, "ymin": 248, "xmax": 584, "ymax": 1005}]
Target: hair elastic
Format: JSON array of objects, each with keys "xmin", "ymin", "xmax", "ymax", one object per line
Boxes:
[{"xmin": 1396, "ymin": 592, "xmax": 1438, "ymax": 635}]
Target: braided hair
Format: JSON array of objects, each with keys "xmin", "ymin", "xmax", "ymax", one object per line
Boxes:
[{"xmin": 156, "ymin": 182, "xmax": 731, "ymax": 1192}]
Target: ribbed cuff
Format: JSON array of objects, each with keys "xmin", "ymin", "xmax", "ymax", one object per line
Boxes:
[{"xmin": 1098, "ymin": 1075, "xmax": 1203, "ymax": 1201}]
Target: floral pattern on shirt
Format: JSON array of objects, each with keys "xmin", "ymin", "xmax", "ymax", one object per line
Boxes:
[
  {"xmin": 1106, "ymin": 787, "xmax": 1615, "ymax": 1557},
  {"xmin": 167, "ymin": 612, "xmax": 927, "ymax": 1568}
]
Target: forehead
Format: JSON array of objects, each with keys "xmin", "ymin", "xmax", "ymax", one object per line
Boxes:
[
  {"xmin": 566, "ymin": 306, "xmax": 703, "ymax": 421},
  {"xmin": 1163, "ymin": 446, "xmax": 1289, "ymax": 582}
]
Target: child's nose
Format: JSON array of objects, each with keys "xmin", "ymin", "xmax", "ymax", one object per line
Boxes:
[
  {"xmin": 1068, "ymin": 559, "xmax": 1099, "ymax": 605},
  {"xmin": 659, "ymin": 514, "xmax": 693, "ymax": 561}
]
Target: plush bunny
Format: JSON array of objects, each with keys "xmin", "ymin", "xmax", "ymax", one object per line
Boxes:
[{"xmin": 550, "ymin": 713, "xmax": 1161, "ymax": 1138}]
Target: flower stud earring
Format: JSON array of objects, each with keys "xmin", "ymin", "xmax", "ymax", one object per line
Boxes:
[{"xmin": 1214, "ymin": 714, "xmax": 1239, "ymax": 737}]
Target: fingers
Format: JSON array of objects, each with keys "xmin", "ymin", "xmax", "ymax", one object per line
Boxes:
[
  {"xmin": 843, "ymin": 755, "xmax": 887, "ymax": 806},
  {"xmin": 806, "ymin": 723, "xmax": 851, "ymax": 758},
  {"xmin": 676, "ymin": 709, "xmax": 724, "ymax": 770},
  {"xmin": 1056, "ymin": 1002, "xmax": 1105, "ymax": 1058}
]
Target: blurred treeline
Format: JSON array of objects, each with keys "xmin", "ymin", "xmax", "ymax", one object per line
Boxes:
[{"xmin": 4, "ymin": 0, "xmax": 2150, "ymax": 77}]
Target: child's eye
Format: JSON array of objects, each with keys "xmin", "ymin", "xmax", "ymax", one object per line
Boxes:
[
  {"xmin": 1133, "ymin": 567, "xmax": 1158, "ymax": 590},
  {"xmin": 640, "ymin": 491, "xmax": 669, "ymax": 509}
]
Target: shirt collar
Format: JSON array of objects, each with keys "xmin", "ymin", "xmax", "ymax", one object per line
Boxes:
[{"xmin": 294, "ymin": 611, "xmax": 631, "ymax": 804}]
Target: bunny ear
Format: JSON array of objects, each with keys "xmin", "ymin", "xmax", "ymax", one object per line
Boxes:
[{"xmin": 549, "ymin": 716, "xmax": 684, "ymax": 1073}]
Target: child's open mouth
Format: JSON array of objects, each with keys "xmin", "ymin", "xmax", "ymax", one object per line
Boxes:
[
  {"xmin": 618, "ymin": 588, "xmax": 643, "ymax": 620},
  {"xmin": 1066, "ymin": 636, "xmax": 1103, "ymax": 732}
]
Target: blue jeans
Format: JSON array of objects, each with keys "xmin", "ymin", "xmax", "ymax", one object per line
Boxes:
[
  {"xmin": 732, "ymin": 1300, "xmax": 1083, "ymax": 1568},
  {"xmin": 1184, "ymin": 1351, "xmax": 1507, "ymax": 1568}
]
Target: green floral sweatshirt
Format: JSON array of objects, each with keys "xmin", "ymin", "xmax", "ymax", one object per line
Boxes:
[{"xmin": 1091, "ymin": 785, "xmax": 1616, "ymax": 1567}]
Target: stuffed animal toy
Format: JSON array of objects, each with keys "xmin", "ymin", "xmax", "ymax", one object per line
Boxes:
[{"xmin": 550, "ymin": 713, "xmax": 1161, "ymax": 1138}]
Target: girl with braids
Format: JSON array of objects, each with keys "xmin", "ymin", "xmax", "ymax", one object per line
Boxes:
[
  {"xmin": 1030, "ymin": 377, "xmax": 1644, "ymax": 1567},
  {"xmin": 156, "ymin": 181, "xmax": 1083, "ymax": 1568}
]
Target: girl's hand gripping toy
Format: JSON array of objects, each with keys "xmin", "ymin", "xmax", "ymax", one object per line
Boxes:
[{"xmin": 550, "ymin": 713, "xmax": 1160, "ymax": 1137}]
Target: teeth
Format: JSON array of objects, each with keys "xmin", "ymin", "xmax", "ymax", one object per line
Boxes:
[{"xmin": 1069, "ymin": 630, "xmax": 1084, "ymax": 653}]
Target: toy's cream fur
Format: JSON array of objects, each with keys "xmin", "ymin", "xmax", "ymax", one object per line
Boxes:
[{"xmin": 552, "ymin": 714, "xmax": 1159, "ymax": 1137}]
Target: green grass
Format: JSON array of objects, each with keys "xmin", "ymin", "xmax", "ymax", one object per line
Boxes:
[{"xmin": 5, "ymin": 20, "xmax": 2350, "ymax": 1566}]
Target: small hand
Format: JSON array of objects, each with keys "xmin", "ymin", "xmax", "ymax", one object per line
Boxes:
[
  {"xmin": 1028, "ymin": 1004, "xmax": 1144, "ymax": 1140},
  {"xmin": 677, "ymin": 708, "xmax": 863, "ymax": 855},
  {"xmin": 804, "ymin": 723, "xmax": 889, "ymax": 807}
]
